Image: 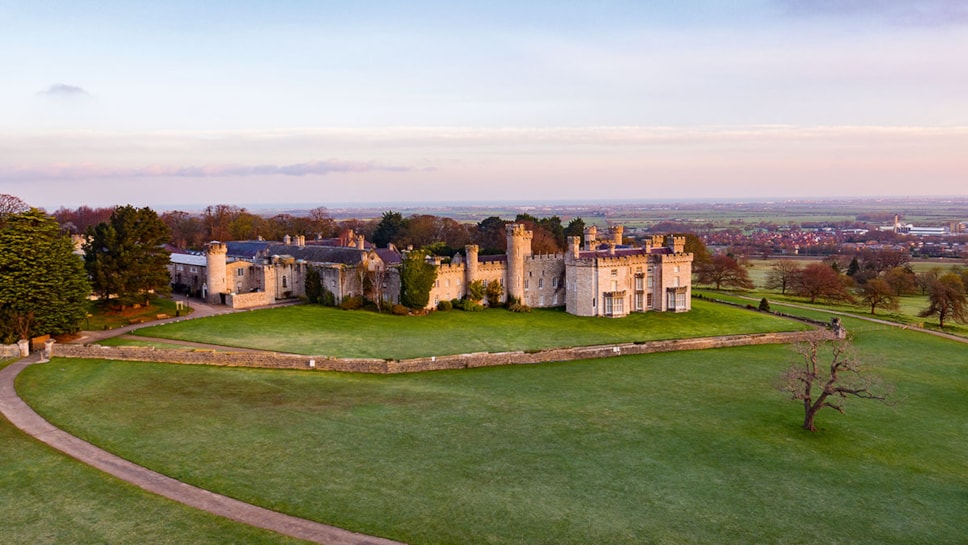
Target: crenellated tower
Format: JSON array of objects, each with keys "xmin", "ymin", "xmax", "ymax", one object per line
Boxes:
[
  {"xmin": 465, "ymin": 244, "xmax": 479, "ymax": 287},
  {"xmin": 506, "ymin": 224, "xmax": 533, "ymax": 302},
  {"xmin": 205, "ymin": 241, "xmax": 227, "ymax": 304}
]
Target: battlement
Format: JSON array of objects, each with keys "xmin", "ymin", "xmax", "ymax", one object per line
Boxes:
[
  {"xmin": 526, "ymin": 253, "xmax": 564, "ymax": 262},
  {"xmin": 506, "ymin": 224, "xmax": 533, "ymax": 239},
  {"xmin": 206, "ymin": 241, "xmax": 227, "ymax": 255}
]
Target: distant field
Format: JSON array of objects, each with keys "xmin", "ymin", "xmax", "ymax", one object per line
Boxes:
[
  {"xmin": 20, "ymin": 316, "xmax": 967, "ymax": 545},
  {"xmin": 129, "ymin": 300, "xmax": 808, "ymax": 359}
]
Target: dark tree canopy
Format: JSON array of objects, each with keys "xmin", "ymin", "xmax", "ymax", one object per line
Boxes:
[
  {"xmin": 0, "ymin": 194, "xmax": 30, "ymax": 227},
  {"xmin": 399, "ymin": 250, "xmax": 437, "ymax": 309},
  {"xmin": 919, "ymin": 273, "xmax": 968, "ymax": 329},
  {"xmin": 796, "ymin": 263, "xmax": 854, "ymax": 304},
  {"xmin": 84, "ymin": 205, "xmax": 171, "ymax": 307},
  {"xmin": 764, "ymin": 260, "xmax": 802, "ymax": 295},
  {"xmin": 474, "ymin": 216, "xmax": 509, "ymax": 253},
  {"xmin": 678, "ymin": 233, "xmax": 711, "ymax": 266},
  {"xmin": 0, "ymin": 209, "xmax": 91, "ymax": 342},
  {"xmin": 696, "ymin": 254, "xmax": 754, "ymax": 290},
  {"xmin": 373, "ymin": 210, "xmax": 406, "ymax": 248},
  {"xmin": 857, "ymin": 278, "xmax": 898, "ymax": 315},
  {"xmin": 563, "ymin": 217, "xmax": 586, "ymax": 242}
]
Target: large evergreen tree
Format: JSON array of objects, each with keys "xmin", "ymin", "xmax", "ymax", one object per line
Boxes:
[
  {"xmin": 399, "ymin": 250, "xmax": 437, "ymax": 309},
  {"xmin": 0, "ymin": 209, "xmax": 91, "ymax": 342},
  {"xmin": 84, "ymin": 205, "xmax": 171, "ymax": 307},
  {"xmin": 372, "ymin": 210, "xmax": 406, "ymax": 248}
]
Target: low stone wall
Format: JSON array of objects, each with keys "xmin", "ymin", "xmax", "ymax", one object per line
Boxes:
[
  {"xmin": 226, "ymin": 291, "xmax": 273, "ymax": 309},
  {"xmin": 1, "ymin": 344, "xmax": 21, "ymax": 359},
  {"xmin": 53, "ymin": 330, "xmax": 827, "ymax": 374}
]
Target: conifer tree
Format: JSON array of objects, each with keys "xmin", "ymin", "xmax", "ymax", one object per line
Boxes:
[{"xmin": 0, "ymin": 209, "xmax": 90, "ymax": 341}]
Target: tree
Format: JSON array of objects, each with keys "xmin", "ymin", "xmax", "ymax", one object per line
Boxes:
[
  {"xmin": 399, "ymin": 250, "xmax": 437, "ymax": 309},
  {"xmin": 678, "ymin": 233, "xmax": 711, "ymax": 266},
  {"xmin": 563, "ymin": 217, "xmax": 586, "ymax": 242},
  {"xmin": 779, "ymin": 333, "xmax": 890, "ymax": 432},
  {"xmin": 307, "ymin": 206, "xmax": 337, "ymax": 238},
  {"xmin": 883, "ymin": 266, "xmax": 918, "ymax": 296},
  {"xmin": 857, "ymin": 278, "xmax": 898, "ymax": 315},
  {"xmin": 0, "ymin": 194, "xmax": 30, "ymax": 227},
  {"xmin": 84, "ymin": 205, "xmax": 172, "ymax": 307},
  {"xmin": 918, "ymin": 273, "xmax": 968, "ymax": 329},
  {"xmin": 0, "ymin": 209, "xmax": 91, "ymax": 342},
  {"xmin": 474, "ymin": 216, "xmax": 509, "ymax": 253},
  {"xmin": 764, "ymin": 260, "xmax": 802, "ymax": 295},
  {"xmin": 795, "ymin": 263, "xmax": 854, "ymax": 304},
  {"xmin": 485, "ymin": 279, "xmax": 504, "ymax": 307},
  {"xmin": 466, "ymin": 279, "xmax": 486, "ymax": 303},
  {"xmin": 373, "ymin": 210, "xmax": 406, "ymax": 248},
  {"xmin": 696, "ymin": 254, "xmax": 754, "ymax": 290}
]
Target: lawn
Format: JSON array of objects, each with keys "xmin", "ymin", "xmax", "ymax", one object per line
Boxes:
[
  {"xmin": 18, "ymin": 322, "xmax": 967, "ymax": 545},
  {"xmin": 0, "ymin": 362, "xmax": 306, "ymax": 545},
  {"xmin": 84, "ymin": 296, "xmax": 191, "ymax": 331},
  {"xmin": 129, "ymin": 299, "xmax": 808, "ymax": 359}
]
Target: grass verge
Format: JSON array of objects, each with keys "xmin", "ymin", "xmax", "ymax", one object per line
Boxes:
[
  {"xmin": 129, "ymin": 299, "xmax": 808, "ymax": 358},
  {"xmin": 18, "ymin": 322, "xmax": 967, "ymax": 545}
]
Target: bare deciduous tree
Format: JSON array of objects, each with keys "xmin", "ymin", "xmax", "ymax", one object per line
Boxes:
[{"xmin": 779, "ymin": 332, "xmax": 891, "ymax": 432}]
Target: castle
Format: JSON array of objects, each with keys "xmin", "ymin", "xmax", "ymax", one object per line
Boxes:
[{"xmin": 175, "ymin": 224, "xmax": 692, "ymax": 317}]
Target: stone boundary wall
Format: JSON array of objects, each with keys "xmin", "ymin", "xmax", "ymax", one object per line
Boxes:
[
  {"xmin": 226, "ymin": 291, "xmax": 273, "ymax": 309},
  {"xmin": 53, "ymin": 330, "xmax": 827, "ymax": 374},
  {"xmin": 1, "ymin": 344, "xmax": 21, "ymax": 359}
]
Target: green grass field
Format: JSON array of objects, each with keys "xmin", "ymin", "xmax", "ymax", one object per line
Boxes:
[
  {"xmin": 0, "ymin": 362, "xmax": 305, "ymax": 545},
  {"xmin": 129, "ymin": 300, "xmax": 808, "ymax": 359},
  {"xmin": 18, "ymin": 317, "xmax": 967, "ymax": 545}
]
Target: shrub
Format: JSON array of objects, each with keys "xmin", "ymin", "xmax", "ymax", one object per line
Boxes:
[
  {"xmin": 437, "ymin": 300, "xmax": 453, "ymax": 311},
  {"xmin": 758, "ymin": 297, "xmax": 771, "ymax": 312},
  {"xmin": 339, "ymin": 295, "xmax": 363, "ymax": 310},
  {"xmin": 508, "ymin": 303, "xmax": 531, "ymax": 313},
  {"xmin": 458, "ymin": 299, "xmax": 484, "ymax": 312},
  {"xmin": 391, "ymin": 304, "xmax": 409, "ymax": 316}
]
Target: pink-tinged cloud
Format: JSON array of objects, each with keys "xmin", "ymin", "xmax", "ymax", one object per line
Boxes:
[{"xmin": 0, "ymin": 160, "xmax": 427, "ymax": 181}]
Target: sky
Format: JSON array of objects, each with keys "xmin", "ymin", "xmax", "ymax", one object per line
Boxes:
[{"xmin": 1, "ymin": 0, "xmax": 966, "ymax": 210}]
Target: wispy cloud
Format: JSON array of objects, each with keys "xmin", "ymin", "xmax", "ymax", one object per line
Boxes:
[
  {"xmin": 780, "ymin": 0, "xmax": 968, "ymax": 26},
  {"xmin": 36, "ymin": 83, "xmax": 92, "ymax": 98},
  {"xmin": 0, "ymin": 159, "xmax": 427, "ymax": 181}
]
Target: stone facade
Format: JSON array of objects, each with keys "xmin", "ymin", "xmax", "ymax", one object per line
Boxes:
[
  {"xmin": 427, "ymin": 224, "xmax": 692, "ymax": 317},
  {"xmin": 190, "ymin": 223, "xmax": 692, "ymax": 317}
]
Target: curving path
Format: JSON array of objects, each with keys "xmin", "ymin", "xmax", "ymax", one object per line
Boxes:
[{"xmin": 0, "ymin": 354, "xmax": 405, "ymax": 545}]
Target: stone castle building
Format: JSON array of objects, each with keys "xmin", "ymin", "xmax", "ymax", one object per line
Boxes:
[{"xmin": 180, "ymin": 224, "xmax": 692, "ymax": 317}]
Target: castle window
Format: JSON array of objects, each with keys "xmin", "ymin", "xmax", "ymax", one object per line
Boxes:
[
  {"xmin": 525, "ymin": 280, "xmax": 530, "ymax": 290},
  {"xmin": 446, "ymin": 279, "xmax": 451, "ymax": 287},
  {"xmin": 647, "ymin": 293, "xmax": 653, "ymax": 307},
  {"xmin": 635, "ymin": 292, "xmax": 643, "ymax": 311},
  {"xmin": 552, "ymin": 277, "xmax": 559, "ymax": 288},
  {"xmin": 236, "ymin": 268, "xmax": 244, "ymax": 277},
  {"xmin": 674, "ymin": 265, "xmax": 680, "ymax": 273},
  {"xmin": 282, "ymin": 276, "xmax": 288, "ymax": 288},
  {"xmin": 648, "ymin": 276, "xmax": 654, "ymax": 288},
  {"xmin": 190, "ymin": 267, "xmax": 198, "ymax": 273},
  {"xmin": 610, "ymin": 269, "xmax": 617, "ymax": 277},
  {"xmin": 635, "ymin": 276, "xmax": 643, "ymax": 290},
  {"xmin": 674, "ymin": 276, "xmax": 680, "ymax": 287},
  {"xmin": 538, "ymin": 278, "xmax": 543, "ymax": 289}
]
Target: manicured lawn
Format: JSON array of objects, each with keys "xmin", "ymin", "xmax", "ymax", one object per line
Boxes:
[
  {"xmin": 85, "ymin": 296, "xmax": 191, "ymax": 331},
  {"xmin": 0, "ymin": 363, "xmax": 306, "ymax": 545},
  {"xmin": 19, "ymin": 323, "xmax": 967, "ymax": 545},
  {"xmin": 129, "ymin": 300, "xmax": 808, "ymax": 359}
]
